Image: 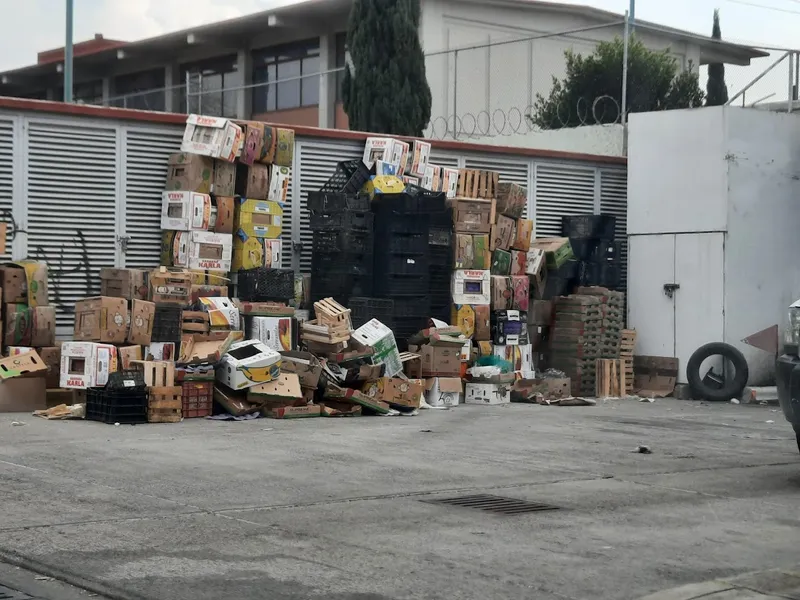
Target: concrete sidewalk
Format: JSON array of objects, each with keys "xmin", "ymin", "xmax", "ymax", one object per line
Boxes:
[{"xmin": 641, "ymin": 568, "xmax": 800, "ymax": 599}]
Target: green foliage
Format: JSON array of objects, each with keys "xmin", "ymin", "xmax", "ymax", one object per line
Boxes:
[
  {"xmin": 342, "ymin": 0, "xmax": 432, "ymax": 136},
  {"xmin": 530, "ymin": 37, "xmax": 705, "ymax": 129},
  {"xmin": 706, "ymin": 9, "xmax": 729, "ymax": 106}
]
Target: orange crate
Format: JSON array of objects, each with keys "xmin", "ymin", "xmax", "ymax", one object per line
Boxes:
[{"xmin": 181, "ymin": 381, "xmax": 213, "ymax": 418}]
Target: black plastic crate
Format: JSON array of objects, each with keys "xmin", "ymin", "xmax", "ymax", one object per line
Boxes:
[
  {"xmin": 403, "ymin": 186, "xmax": 448, "ymax": 208},
  {"xmin": 311, "ymin": 254, "xmax": 373, "ymax": 277},
  {"xmin": 308, "ymin": 191, "xmax": 371, "ymax": 212},
  {"xmin": 590, "ymin": 240, "xmax": 620, "ymax": 262},
  {"xmin": 543, "ymin": 276, "xmax": 576, "ymax": 300},
  {"xmin": 86, "ymin": 387, "xmax": 149, "ymax": 425},
  {"xmin": 349, "ymin": 297, "xmax": 395, "ymax": 329},
  {"xmin": 568, "ymin": 238, "xmax": 599, "ymax": 261},
  {"xmin": 237, "ymin": 268, "xmax": 295, "ymax": 302},
  {"xmin": 430, "ymin": 246, "xmax": 453, "ymax": 267},
  {"xmin": 320, "ymin": 160, "xmax": 372, "ymax": 194},
  {"xmin": 312, "ymin": 230, "xmax": 373, "ymax": 254},
  {"xmin": 373, "ymin": 190, "xmax": 446, "ymax": 214},
  {"xmin": 374, "ymin": 254, "xmax": 429, "ymax": 277},
  {"xmin": 152, "ymin": 305, "xmax": 183, "ymax": 343},
  {"xmin": 374, "ymin": 273, "xmax": 429, "ymax": 296},
  {"xmin": 392, "ymin": 296, "xmax": 431, "ymax": 319},
  {"xmin": 374, "ymin": 212, "xmax": 430, "ymax": 235},
  {"xmin": 312, "ymin": 274, "xmax": 373, "ymax": 299},
  {"xmin": 562, "ymin": 215, "xmax": 617, "ymax": 241},
  {"xmin": 429, "ymin": 228, "xmax": 452, "ymax": 247},
  {"xmin": 375, "ymin": 233, "xmax": 429, "ymax": 255},
  {"xmin": 310, "ymin": 210, "xmax": 374, "ymax": 232},
  {"xmin": 579, "ymin": 261, "xmax": 621, "ymax": 288},
  {"xmin": 552, "ymin": 259, "xmax": 580, "ymax": 280},
  {"xmin": 107, "ymin": 370, "xmax": 146, "ymax": 390},
  {"xmin": 392, "ymin": 315, "xmax": 429, "ymax": 340}
]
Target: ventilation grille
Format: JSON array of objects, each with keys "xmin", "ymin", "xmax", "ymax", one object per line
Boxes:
[{"xmin": 422, "ymin": 494, "xmax": 560, "ymax": 515}]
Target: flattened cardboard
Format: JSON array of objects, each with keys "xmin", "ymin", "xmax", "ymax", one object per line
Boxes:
[
  {"xmin": 512, "ymin": 218, "xmax": 533, "ymax": 251},
  {"xmin": 268, "ymin": 165, "xmax": 291, "ymax": 203},
  {"xmin": 31, "ymin": 305, "xmax": 56, "ymax": 347},
  {"xmin": 247, "ymin": 373, "xmax": 303, "ymax": 404},
  {"xmin": 165, "ymin": 152, "xmax": 213, "ymax": 193},
  {"xmin": 0, "ymin": 377, "xmax": 46, "ymax": 412},
  {"xmin": 178, "ymin": 331, "xmax": 240, "ymax": 365},
  {"xmin": 270, "ymin": 405, "xmax": 321, "ymax": 419},
  {"xmin": 118, "ymin": 345, "xmax": 143, "ymax": 370},
  {"xmin": 212, "ymin": 196, "xmax": 235, "ymax": 234},
  {"xmin": 127, "ymin": 299, "xmax": 155, "ymax": 345},
  {"xmin": 181, "ymin": 114, "xmax": 243, "ymax": 162},
  {"xmin": 150, "ymin": 268, "xmax": 192, "ymax": 305},
  {"xmin": 279, "ymin": 351, "xmax": 322, "ymax": 389},
  {"xmin": 5, "ymin": 303, "xmax": 32, "ymax": 347},
  {"xmin": 74, "ymin": 297, "xmax": 128, "ymax": 344},
  {"xmin": 100, "ymin": 268, "xmax": 149, "ymax": 301},
  {"xmin": 362, "ymin": 377, "xmax": 424, "ymax": 409},
  {"xmin": 324, "ymin": 383, "xmax": 392, "ymax": 414},
  {"xmin": 633, "ymin": 356, "xmax": 679, "ymax": 397},
  {"xmin": 0, "ymin": 350, "xmax": 47, "ymax": 380},
  {"xmin": 425, "ymin": 377, "xmax": 463, "ymax": 407},
  {"xmin": 514, "ymin": 378, "xmax": 571, "ymax": 402},
  {"xmin": 490, "ymin": 215, "xmax": 516, "ymax": 252},
  {"xmin": 161, "ymin": 191, "xmax": 212, "ymax": 231},
  {"xmin": 452, "ymin": 270, "xmax": 491, "ymax": 305},
  {"xmin": 217, "ymin": 339, "xmax": 282, "ymax": 390},
  {"xmin": 214, "ymin": 385, "xmax": 259, "ymax": 416},
  {"xmin": 232, "ymin": 237, "xmax": 282, "ymax": 271},
  {"xmin": 235, "ymin": 163, "xmax": 270, "ymax": 200},
  {"xmin": 319, "ymin": 401, "xmax": 362, "ymax": 417}
]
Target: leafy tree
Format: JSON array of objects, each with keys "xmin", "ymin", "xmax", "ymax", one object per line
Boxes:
[
  {"xmin": 706, "ymin": 9, "xmax": 729, "ymax": 106},
  {"xmin": 342, "ymin": 0, "xmax": 432, "ymax": 136},
  {"xmin": 530, "ymin": 37, "xmax": 705, "ymax": 129}
]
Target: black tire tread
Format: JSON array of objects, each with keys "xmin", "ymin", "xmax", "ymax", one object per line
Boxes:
[{"xmin": 686, "ymin": 342, "xmax": 749, "ymax": 402}]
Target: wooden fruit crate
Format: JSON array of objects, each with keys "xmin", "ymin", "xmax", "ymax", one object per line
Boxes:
[
  {"xmin": 596, "ymin": 358, "xmax": 625, "ymax": 398},
  {"xmin": 131, "ymin": 361, "xmax": 175, "ymax": 387},
  {"xmin": 314, "ymin": 298, "xmax": 352, "ymax": 333},
  {"xmin": 457, "ymin": 169, "xmax": 499, "ymax": 199},
  {"xmin": 182, "ymin": 310, "xmax": 211, "ymax": 334},
  {"xmin": 148, "ymin": 386, "xmax": 182, "ymax": 423},
  {"xmin": 301, "ymin": 319, "xmax": 350, "ymax": 344}
]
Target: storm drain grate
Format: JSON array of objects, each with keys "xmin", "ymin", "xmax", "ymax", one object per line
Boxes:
[
  {"xmin": 0, "ymin": 584, "xmax": 32, "ymax": 600},
  {"xmin": 422, "ymin": 494, "xmax": 560, "ymax": 515}
]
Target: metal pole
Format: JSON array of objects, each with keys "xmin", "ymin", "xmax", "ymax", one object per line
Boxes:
[
  {"xmin": 629, "ymin": 0, "xmax": 635, "ymax": 32},
  {"xmin": 788, "ymin": 52, "xmax": 794, "ymax": 114},
  {"xmin": 621, "ymin": 11, "xmax": 630, "ymax": 128},
  {"xmin": 453, "ymin": 49, "xmax": 459, "ymax": 140},
  {"xmin": 794, "ymin": 51, "xmax": 799, "ymax": 100},
  {"xmin": 64, "ymin": 0, "xmax": 74, "ymax": 102}
]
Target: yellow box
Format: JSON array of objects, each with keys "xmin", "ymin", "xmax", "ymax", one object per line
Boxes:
[
  {"xmin": 234, "ymin": 199, "xmax": 283, "ymax": 239},
  {"xmin": 232, "ymin": 237, "xmax": 282, "ymax": 271}
]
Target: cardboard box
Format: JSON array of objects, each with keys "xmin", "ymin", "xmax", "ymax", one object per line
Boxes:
[
  {"xmin": 518, "ymin": 377, "xmax": 571, "ymax": 401},
  {"xmin": 409, "ymin": 140, "xmax": 431, "ymax": 177},
  {"xmin": 491, "ymin": 275, "xmax": 513, "ymax": 310},
  {"xmin": 422, "ymin": 165, "xmax": 442, "ymax": 191},
  {"xmin": 234, "ymin": 198, "xmax": 283, "ymax": 239},
  {"xmin": 145, "ymin": 342, "xmax": 176, "ymax": 362},
  {"xmin": 190, "ymin": 284, "xmax": 229, "ymax": 304},
  {"xmin": 217, "ymin": 339, "xmax": 282, "ymax": 390},
  {"xmin": 495, "ymin": 182, "xmax": 527, "ymax": 219},
  {"xmin": 268, "ymin": 165, "xmax": 290, "ymax": 203},
  {"xmin": 178, "ymin": 331, "xmax": 241, "ymax": 365},
  {"xmin": 465, "ymin": 382, "xmax": 511, "ymax": 405},
  {"xmin": 232, "ymin": 237, "xmax": 282, "ymax": 271},
  {"xmin": 512, "ymin": 219, "xmax": 533, "ymax": 251},
  {"xmin": 352, "ymin": 319, "xmax": 402, "ymax": 377},
  {"xmin": 393, "ymin": 140, "xmax": 410, "ymax": 175},
  {"xmin": 417, "ymin": 345, "xmax": 461, "ymax": 377},
  {"xmin": 0, "ymin": 349, "xmax": 48, "ymax": 380},
  {"xmin": 165, "ymin": 152, "xmax": 213, "ymax": 193},
  {"xmin": 493, "ymin": 310, "xmax": 529, "ymax": 346},
  {"xmin": 510, "ymin": 250, "xmax": 527, "ymax": 276},
  {"xmin": 199, "ymin": 297, "xmax": 240, "ymax": 330},
  {"xmin": 117, "ymin": 345, "xmax": 143, "ymax": 371},
  {"xmin": 60, "ymin": 342, "xmax": 118, "ymax": 389},
  {"xmin": 213, "ymin": 161, "xmax": 236, "ymax": 196},
  {"xmin": 511, "ymin": 276, "xmax": 530, "ymax": 311},
  {"xmin": 257, "ymin": 126, "xmax": 277, "ymax": 164},
  {"xmin": 274, "ymin": 128, "xmax": 295, "ymax": 167},
  {"xmin": 0, "ymin": 377, "xmax": 46, "ymax": 412},
  {"xmin": 490, "ymin": 215, "xmax": 516, "ymax": 252},
  {"xmin": 363, "ymin": 175, "xmax": 404, "ymax": 197},
  {"xmin": 363, "ymin": 137, "xmax": 399, "ymax": 168},
  {"xmin": 34, "ymin": 346, "xmax": 61, "ymax": 389},
  {"xmin": 181, "ymin": 114, "xmax": 243, "ymax": 162},
  {"xmin": 235, "ymin": 163, "xmax": 270, "ymax": 200},
  {"xmin": 318, "ymin": 401, "xmax": 362, "ymax": 417},
  {"xmin": 3, "ymin": 262, "xmax": 49, "ymax": 307},
  {"xmin": 494, "ymin": 343, "xmax": 534, "ymax": 376},
  {"xmin": 149, "ymin": 268, "xmax": 192, "ymax": 305},
  {"xmin": 453, "ymin": 199, "xmax": 495, "ymax": 234},
  {"xmin": 74, "ymin": 297, "xmax": 128, "ymax": 344},
  {"xmin": 237, "ymin": 121, "xmax": 266, "ymax": 165},
  {"xmin": 452, "ymin": 270, "xmax": 491, "ymax": 305},
  {"xmin": 362, "ymin": 377, "xmax": 424, "ymax": 409},
  {"xmin": 532, "ymin": 237, "xmax": 575, "ymax": 269},
  {"xmin": 451, "ymin": 303, "xmax": 491, "ymax": 341},
  {"xmin": 247, "ymin": 316, "xmax": 293, "ymax": 352},
  {"xmin": 279, "ymin": 351, "xmax": 323, "ymax": 389},
  {"xmin": 490, "ymin": 249, "xmax": 511, "ymax": 276},
  {"xmin": 270, "ymin": 405, "xmax": 321, "ymax": 419},
  {"xmin": 161, "ymin": 191, "xmax": 213, "ymax": 231},
  {"xmin": 5, "ymin": 304, "xmax": 32, "ymax": 346},
  {"xmin": 425, "ymin": 377, "xmax": 463, "ymax": 407},
  {"xmin": 454, "ymin": 234, "xmax": 490, "ymax": 270},
  {"xmin": 165, "ymin": 231, "xmax": 233, "ymax": 271},
  {"xmin": 324, "ymin": 383, "xmax": 392, "ymax": 414},
  {"xmin": 31, "ymin": 306, "xmax": 56, "ymax": 347},
  {"xmin": 214, "ymin": 385, "xmax": 259, "ymax": 416},
  {"xmin": 442, "ymin": 167, "xmax": 459, "ymax": 199},
  {"xmin": 0, "ymin": 265, "xmax": 26, "ymax": 303},
  {"xmin": 189, "ymin": 270, "xmax": 229, "ymax": 286},
  {"xmin": 212, "ymin": 196, "xmax": 235, "ymax": 234},
  {"xmin": 100, "ymin": 268, "xmax": 149, "ymax": 301},
  {"xmin": 247, "ymin": 373, "xmax": 303, "ymax": 404},
  {"xmin": 128, "ymin": 299, "xmax": 155, "ymax": 345},
  {"xmin": 526, "ymin": 248, "xmax": 546, "ymax": 276}
]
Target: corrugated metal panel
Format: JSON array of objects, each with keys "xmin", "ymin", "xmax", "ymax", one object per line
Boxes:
[
  {"xmin": 0, "ymin": 117, "xmax": 14, "ymax": 259},
  {"xmin": 534, "ymin": 163, "xmax": 596, "ymax": 237},
  {"xmin": 600, "ymin": 168, "xmax": 628, "ymax": 290},
  {"xmin": 464, "ymin": 154, "xmax": 529, "ymax": 218},
  {"xmin": 123, "ymin": 126, "xmax": 183, "ymax": 268},
  {"xmin": 428, "ymin": 148, "xmax": 461, "ymax": 169},
  {"xmin": 293, "ymin": 138, "xmax": 362, "ymax": 273},
  {"xmin": 24, "ymin": 120, "xmax": 118, "ymax": 333}
]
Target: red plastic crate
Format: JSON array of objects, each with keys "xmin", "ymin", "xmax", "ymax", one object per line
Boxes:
[{"xmin": 181, "ymin": 381, "xmax": 213, "ymax": 418}]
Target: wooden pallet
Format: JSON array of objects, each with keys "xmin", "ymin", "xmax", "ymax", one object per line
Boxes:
[
  {"xmin": 181, "ymin": 311, "xmax": 211, "ymax": 334},
  {"xmin": 313, "ymin": 298, "xmax": 352, "ymax": 334},
  {"xmin": 596, "ymin": 358, "xmax": 625, "ymax": 398},
  {"xmin": 301, "ymin": 319, "xmax": 350, "ymax": 344},
  {"xmin": 131, "ymin": 361, "xmax": 175, "ymax": 388},
  {"xmin": 457, "ymin": 169, "xmax": 499, "ymax": 199},
  {"xmin": 148, "ymin": 386, "xmax": 182, "ymax": 423}
]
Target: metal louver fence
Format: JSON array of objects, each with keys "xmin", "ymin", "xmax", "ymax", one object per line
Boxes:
[
  {"xmin": 464, "ymin": 156, "xmax": 530, "ymax": 219},
  {"xmin": 534, "ymin": 163, "xmax": 596, "ymax": 237},
  {"xmin": 600, "ymin": 168, "xmax": 628, "ymax": 288},
  {"xmin": 0, "ymin": 117, "xmax": 14, "ymax": 260}
]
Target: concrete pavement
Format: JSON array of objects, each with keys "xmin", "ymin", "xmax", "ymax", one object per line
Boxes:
[{"xmin": 0, "ymin": 398, "xmax": 798, "ymax": 600}]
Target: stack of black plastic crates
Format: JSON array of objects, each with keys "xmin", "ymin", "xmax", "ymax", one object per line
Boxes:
[
  {"xmin": 562, "ymin": 215, "xmax": 620, "ymax": 290},
  {"xmin": 426, "ymin": 192, "xmax": 454, "ymax": 325},
  {"xmin": 308, "ymin": 162, "xmax": 375, "ymax": 306},
  {"xmin": 86, "ymin": 370, "xmax": 148, "ymax": 425}
]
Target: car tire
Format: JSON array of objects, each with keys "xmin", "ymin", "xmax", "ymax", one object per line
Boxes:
[{"xmin": 686, "ymin": 342, "xmax": 749, "ymax": 401}]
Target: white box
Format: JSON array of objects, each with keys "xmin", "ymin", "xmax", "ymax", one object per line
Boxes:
[
  {"xmin": 171, "ymin": 231, "xmax": 232, "ymax": 271},
  {"xmin": 216, "ymin": 340, "xmax": 282, "ymax": 390},
  {"xmin": 199, "ymin": 297, "xmax": 240, "ymax": 330},
  {"xmin": 442, "ymin": 168, "xmax": 459, "ymax": 199},
  {"xmin": 363, "ymin": 137, "xmax": 396, "ymax": 168},
  {"xmin": 452, "ymin": 270, "xmax": 491, "ymax": 305},
  {"xmin": 493, "ymin": 344, "xmax": 534, "ymax": 378},
  {"xmin": 248, "ymin": 316, "xmax": 293, "ymax": 352},
  {"xmin": 465, "ymin": 382, "xmax": 511, "ymax": 405},
  {"xmin": 393, "ymin": 140, "xmax": 410, "ymax": 175},
  {"xmin": 425, "ymin": 377, "xmax": 463, "ymax": 407},
  {"xmin": 161, "ymin": 191, "xmax": 213, "ymax": 231},
  {"xmin": 422, "ymin": 165, "xmax": 442, "ymax": 191},
  {"xmin": 375, "ymin": 160, "xmax": 397, "ymax": 176},
  {"xmin": 409, "ymin": 140, "xmax": 431, "ymax": 177},
  {"xmin": 60, "ymin": 342, "xmax": 118, "ymax": 389},
  {"xmin": 181, "ymin": 114, "xmax": 243, "ymax": 162},
  {"xmin": 268, "ymin": 165, "xmax": 291, "ymax": 203},
  {"xmin": 352, "ymin": 319, "xmax": 402, "ymax": 377}
]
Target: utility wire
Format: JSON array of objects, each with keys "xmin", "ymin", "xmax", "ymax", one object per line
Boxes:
[{"xmin": 726, "ymin": 0, "xmax": 800, "ymax": 14}]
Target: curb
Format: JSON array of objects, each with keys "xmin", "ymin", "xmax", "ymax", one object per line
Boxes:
[{"xmin": 639, "ymin": 568, "xmax": 800, "ymax": 600}]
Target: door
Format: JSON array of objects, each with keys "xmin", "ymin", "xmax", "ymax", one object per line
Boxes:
[{"xmin": 628, "ymin": 234, "xmax": 675, "ymax": 358}]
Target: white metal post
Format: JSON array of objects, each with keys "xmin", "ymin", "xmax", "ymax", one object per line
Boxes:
[
  {"xmin": 788, "ymin": 52, "xmax": 794, "ymax": 114},
  {"xmin": 621, "ymin": 11, "xmax": 630, "ymax": 129}
]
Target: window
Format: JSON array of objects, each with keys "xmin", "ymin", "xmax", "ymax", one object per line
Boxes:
[
  {"xmin": 335, "ymin": 32, "xmax": 347, "ymax": 102},
  {"xmin": 113, "ymin": 69, "xmax": 165, "ymax": 111},
  {"xmin": 251, "ymin": 39, "xmax": 321, "ymax": 113},
  {"xmin": 54, "ymin": 81, "xmax": 103, "ymax": 104},
  {"xmin": 181, "ymin": 56, "xmax": 240, "ymax": 118}
]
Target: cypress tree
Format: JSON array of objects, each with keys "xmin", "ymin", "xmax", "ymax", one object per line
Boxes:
[
  {"xmin": 342, "ymin": 0, "xmax": 432, "ymax": 136},
  {"xmin": 706, "ymin": 9, "xmax": 729, "ymax": 106}
]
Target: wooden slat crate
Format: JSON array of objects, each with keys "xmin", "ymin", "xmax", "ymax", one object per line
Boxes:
[
  {"xmin": 301, "ymin": 320, "xmax": 350, "ymax": 344},
  {"xmin": 620, "ymin": 329, "xmax": 637, "ymax": 391},
  {"xmin": 313, "ymin": 298, "xmax": 352, "ymax": 334},
  {"xmin": 148, "ymin": 386, "xmax": 182, "ymax": 423},
  {"xmin": 182, "ymin": 311, "xmax": 211, "ymax": 334},
  {"xmin": 596, "ymin": 358, "xmax": 625, "ymax": 398},
  {"xmin": 131, "ymin": 361, "xmax": 175, "ymax": 388},
  {"xmin": 457, "ymin": 169, "xmax": 499, "ymax": 199}
]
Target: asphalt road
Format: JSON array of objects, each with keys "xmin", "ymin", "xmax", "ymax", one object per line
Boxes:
[{"xmin": 0, "ymin": 398, "xmax": 798, "ymax": 600}]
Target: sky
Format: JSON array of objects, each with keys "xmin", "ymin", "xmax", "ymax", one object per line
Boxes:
[{"xmin": 0, "ymin": 0, "xmax": 796, "ymax": 101}]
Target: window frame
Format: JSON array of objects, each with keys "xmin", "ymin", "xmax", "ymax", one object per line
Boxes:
[{"xmin": 251, "ymin": 38, "xmax": 321, "ymax": 113}]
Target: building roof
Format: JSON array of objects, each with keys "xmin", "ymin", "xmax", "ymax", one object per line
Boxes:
[{"xmin": 0, "ymin": 0, "xmax": 767, "ymax": 86}]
